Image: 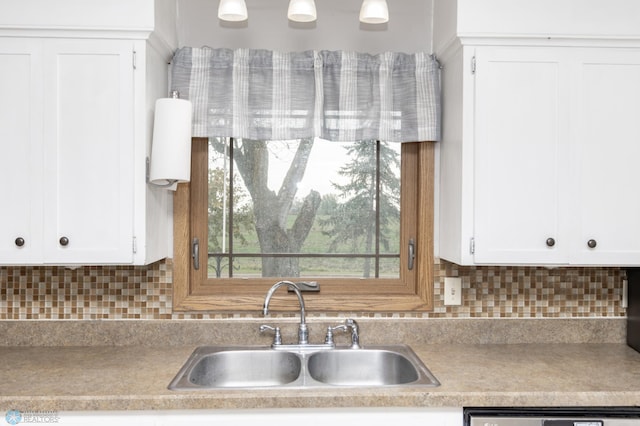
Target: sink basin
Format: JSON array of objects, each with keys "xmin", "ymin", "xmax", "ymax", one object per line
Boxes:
[
  {"xmin": 168, "ymin": 344, "xmax": 440, "ymax": 390},
  {"xmin": 308, "ymin": 348, "xmax": 424, "ymax": 386},
  {"xmin": 188, "ymin": 350, "xmax": 302, "ymax": 388},
  {"xmin": 169, "ymin": 347, "xmax": 302, "ymax": 389}
]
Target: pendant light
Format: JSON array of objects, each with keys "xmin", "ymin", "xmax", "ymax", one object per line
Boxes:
[
  {"xmin": 359, "ymin": 0, "xmax": 389, "ymax": 24},
  {"xmin": 218, "ymin": 0, "xmax": 248, "ymax": 22},
  {"xmin": 288, "ymin": 0, "xmax": 317, "ymax": 23}
]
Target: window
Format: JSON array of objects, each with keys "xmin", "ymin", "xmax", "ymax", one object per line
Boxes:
[{"xmin": 173, "ymin": 138, "xmax": 434, "ymax": 313}]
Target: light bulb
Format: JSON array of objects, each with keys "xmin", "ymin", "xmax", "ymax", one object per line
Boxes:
[
  {"xmin": 288, "ymin": 0, "xmax": 317, "ymax": 23},
  {"xmin": 359, "ymin": 0, "xmax": 389, "ymax": 24},
  {"xmin": 218, "ymin": 0, "xmax": 248, "ymax": 22}
]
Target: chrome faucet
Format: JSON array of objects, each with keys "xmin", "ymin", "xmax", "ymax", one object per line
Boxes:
[{"xmin": 262, "ymin": 281, "xmax": 309, "ymax": 345}]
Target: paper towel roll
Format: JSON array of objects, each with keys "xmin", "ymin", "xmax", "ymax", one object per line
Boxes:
[{"xmin": 149, "ymin": 97, "xmax": 193, "ymax": 188}]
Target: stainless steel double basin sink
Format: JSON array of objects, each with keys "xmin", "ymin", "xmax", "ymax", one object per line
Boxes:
[{"xmin": 168, "ymin": 344, "xmax": 440, "ymax": 390}]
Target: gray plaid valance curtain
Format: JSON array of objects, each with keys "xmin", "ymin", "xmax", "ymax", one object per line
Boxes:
[{"xmin": 170, "ymin": 47, "xmax": 441, "ymax": 142}]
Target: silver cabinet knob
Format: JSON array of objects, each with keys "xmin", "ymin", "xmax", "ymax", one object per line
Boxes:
[
  {"xmin": 59, "ymin": 236, "xmax": 69, "ymax": 246},
  {"xmin": 546, "ymin": 238, "xmax": 555, "ymax": 247},
  {"xmin": 587, "ymin": 239, "xmax": 597, "ymax": 249},
  {"xmin": 15, "ymin": 237, "xmax": 25, "ymax": 247}
]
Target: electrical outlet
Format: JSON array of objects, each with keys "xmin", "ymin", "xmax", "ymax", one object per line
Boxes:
[{"xmin": 444, "ymin": 277, "xmax": 462, "ymax": 306}]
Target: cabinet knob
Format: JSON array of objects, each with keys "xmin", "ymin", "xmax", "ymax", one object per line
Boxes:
[
  {"xmin": 15, "ymin": 237, "xmax": 25, "ymax": 247},
  {"xmin": 587, "ymin": 239, "xmax": 597, "ymax": 249},
  {"xmin": 59, "ymin": 236, "xmax": 69, "ymax": 246},
  {"xmin": 545, "ymin": 238, "xmax": 555, "ymax": 247}
]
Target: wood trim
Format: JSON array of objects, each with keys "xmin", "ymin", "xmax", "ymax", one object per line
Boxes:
[
  {"xmin": 417, "ymin": 142, "xmax": 435, "ymax": 307},
  {"xmin": 399, "ymin": 142, "xmax": 418, "ymax": 295},
  {"xmin": 189, "ymin": 138, "xmax": 210, "ymax": 292},
  {"xmin": 172, "ymin": 179, "xmax": 190, "ymax": 309},
  {"xmin": 172, "ymin": 137, "xmax": 206, "ymax": 310},
  {"xmin": 172, "ymin": 139, "xmax": 435, "ymax": 313}
]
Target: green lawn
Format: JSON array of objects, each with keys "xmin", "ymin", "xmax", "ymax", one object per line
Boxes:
[{"xmin": 208, "ymin": 215, "xmax": 400, "ymax": 278}]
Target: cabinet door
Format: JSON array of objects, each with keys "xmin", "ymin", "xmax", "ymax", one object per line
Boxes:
[
  {"xmin": 473, "ymin": 48, "xmax": 570, "ymax": 264},
  {"xmin": 42, "ymin": 40, "xmax": 134, "ymax": 264},
  {"xmin": 570, "ymin": 50, "xmax": 640, "ymax": 265},
  {"xmin": 0, "ymin": 39, "xmax": 44, "ymax": 264}
]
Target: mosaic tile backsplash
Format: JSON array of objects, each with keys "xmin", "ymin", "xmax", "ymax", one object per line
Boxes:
[{"xmin": 0, "ymin": 259, "xmax": 626, "ymax": 320}]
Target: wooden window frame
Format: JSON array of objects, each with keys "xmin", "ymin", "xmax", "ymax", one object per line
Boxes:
[{"xmin": 172, "ymin": 138, "xmax": 434, "ymax": 313}]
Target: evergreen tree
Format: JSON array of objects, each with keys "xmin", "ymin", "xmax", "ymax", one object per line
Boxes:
[{"xmin": 320, "ymin": 141, "xmax": 400, "ymax": 278}]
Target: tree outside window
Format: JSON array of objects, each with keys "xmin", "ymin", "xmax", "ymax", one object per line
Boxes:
[{"xmin": 173, "ymin": 138, "xmax": 434, "ymax": 313}]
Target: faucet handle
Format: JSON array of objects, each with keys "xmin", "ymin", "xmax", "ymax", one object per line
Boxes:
[
  {"xmin": 324, "ymin": 325, "xmax": 348, "ymax": 346},
  {"xmin": 259, "ymin": 324, "xmax": 282, "ymax": 346},
  {"xmin": 344, "ymin": 318, "xmax": 361, "ymax": 349}
]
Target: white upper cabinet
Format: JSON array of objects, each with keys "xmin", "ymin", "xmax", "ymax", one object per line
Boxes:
[
  {"xmin": 42, "ymin": 39, "xmax": 135, "ymax": 264},
  {"xmin": 0, "ymin": 38, "xmax": 136, "ymax": 265},
  {"xmin": 569, "ymin": 50, "xmax": 640, "ymax": 265},
  {"xmin": 0, "ymin": 0, "xmax": 178, "ymax": 265},
  {"xmin": 0, "ymin": 39, "xmax": 43, "ymax": 263},
  {"xmin": 435, "ymin": 0, "xmax": 640, "ymax": 266},
  {"xmin": 473, "ymin": 47, "xmax": 569, "ymax": 265}
]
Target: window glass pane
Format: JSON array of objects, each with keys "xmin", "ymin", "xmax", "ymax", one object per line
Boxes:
[{"xmin": 207, "ymin": 138, "xmax": 401, "ymax": 280}]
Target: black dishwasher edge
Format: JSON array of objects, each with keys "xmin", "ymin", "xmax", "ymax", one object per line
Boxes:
[
  {"xmin": 464, "ymin": 407, "xmax": 640, "ymax": 425},
  {"xmin": 627, "ymin": 268, "xmax": 640, "ymax": 353}
]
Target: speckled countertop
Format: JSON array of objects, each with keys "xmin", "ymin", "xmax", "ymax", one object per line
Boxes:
[{"xmin": 0, "ymin": 319, "xmax": 637, "ymax": 411}]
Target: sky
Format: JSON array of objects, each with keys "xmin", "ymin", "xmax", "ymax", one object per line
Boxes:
[{"xmin": 266, "ymin": 138, "xmax": 401, "ymax": 200}]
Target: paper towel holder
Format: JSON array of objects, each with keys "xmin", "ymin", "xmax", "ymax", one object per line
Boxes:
[{"xmin": 147, "ymin": 90, "xmax": 193, "ymax": 190}]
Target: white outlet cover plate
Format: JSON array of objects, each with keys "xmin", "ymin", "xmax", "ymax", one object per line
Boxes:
[{"xmin": 444, "ymin": 277, "xmax": 462, "ymax": 306}]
